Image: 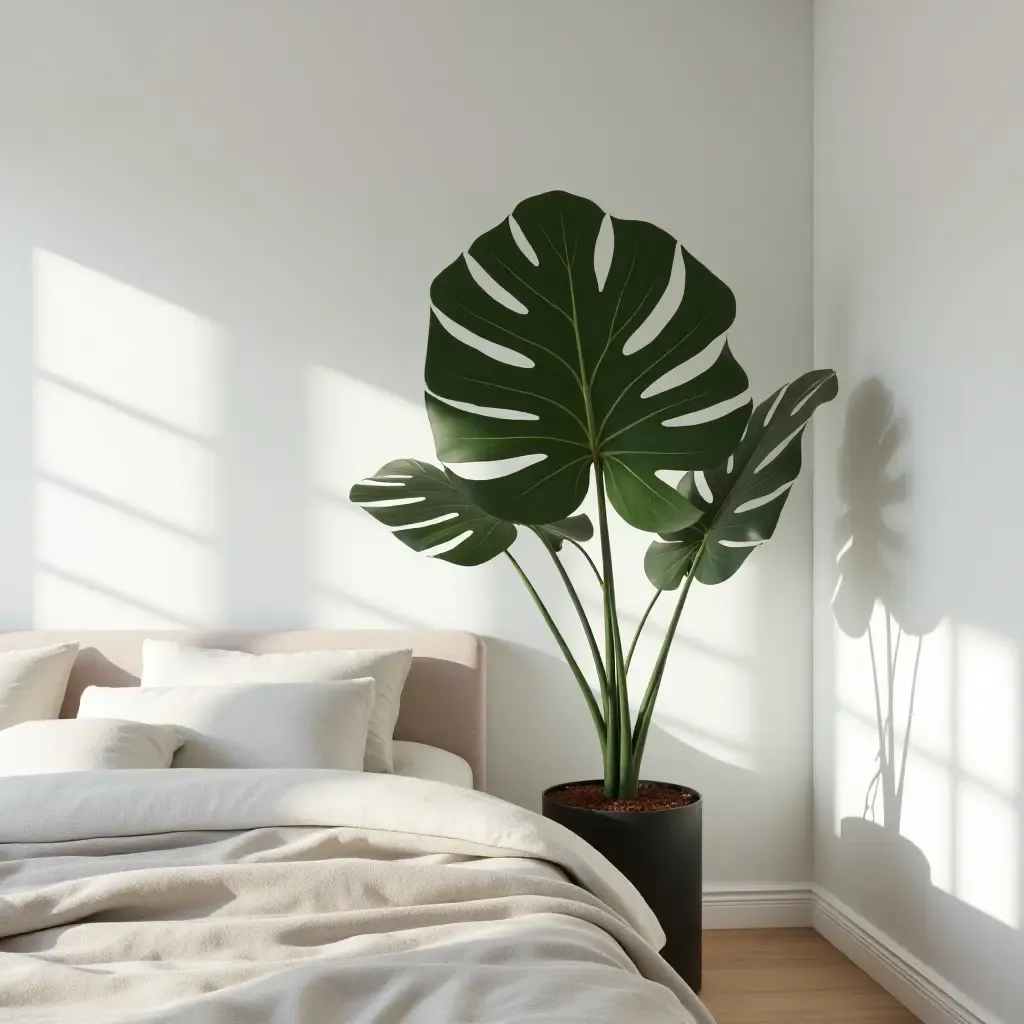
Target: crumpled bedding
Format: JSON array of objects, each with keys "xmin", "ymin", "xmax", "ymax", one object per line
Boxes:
[{"xmin": 0, "ymin": 768, "xmax": 713, "ymax": 1023}]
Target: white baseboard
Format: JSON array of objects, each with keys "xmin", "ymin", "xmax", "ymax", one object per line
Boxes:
[
  {"xmin": 811, "ymin": 886, "xmax": 1003, "ymax": 1024},
  {"xmin": 702, "ymin": 884, "xmax": 812, "ymax": 929}
]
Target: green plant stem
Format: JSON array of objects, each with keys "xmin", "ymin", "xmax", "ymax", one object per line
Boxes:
[
  {"xmin": 601, "ymin": 585, "xmax": 618, "ymax": 792},
  {"xmin": 533, "ymin": 531, "xmax": 609, "ymax": 712},
  {"xmin": 598, "ymin": 601, "xmax": 610, "ymax": 724},
  {"xmin": 566, "ymin": 538, "xmax": 603, "ymax": 585},
  {"xmin": 630, "ymin": 536, "xmax": 707, "ymax": 772},
  {"xmin": 504, "ymin": 550, "xmax": 606, "ymax": 749},
  {"xmin": 594, "ymin": 462, "xmax": 632, "ymax": 798},
  {"xmin": 625, "ymin": 589, "xmax": 661, "ymax": 673},
  {"xmin": 565, "ymin": 255, "xmax": 624, "ymax": 794}
]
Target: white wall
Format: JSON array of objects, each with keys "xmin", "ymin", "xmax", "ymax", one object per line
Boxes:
[
  {"xmin": 814, "ymin": 2, "xmax": 1024, "ymax": 1019},
  {"xmin": 0, "ymin": 0, "xmax": 814, "ymax": 886}
]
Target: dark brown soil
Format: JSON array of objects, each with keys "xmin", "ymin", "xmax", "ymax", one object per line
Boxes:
[{"xmin": 547, "ymin": 781, "xmax": 695, "ymax": 813}]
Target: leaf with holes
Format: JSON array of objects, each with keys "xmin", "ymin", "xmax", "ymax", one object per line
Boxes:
[
  {"xmin": 646, "ymin": 369, "xmax": 838, "ymax": 587},
  {"xmin": 349, "ymin": 458, "xmax": 517, "ymax": 567},
  {"xmin": 425, "ymin": 190, "xmax": 751, "ymax": 533}
]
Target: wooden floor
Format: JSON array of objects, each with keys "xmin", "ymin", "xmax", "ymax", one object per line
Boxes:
[{"xmin": 700, "ymin": 929, "xmax": 920, "ymax": 1023}]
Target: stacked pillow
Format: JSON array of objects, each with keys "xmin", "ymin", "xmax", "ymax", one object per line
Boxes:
[
  {"xmin": 0, "ymin": 640, "xmax": 415, "ymax": 777},
  {"xmin": 0, "ymin": 642, "xmax": 183, "ymax": 773},
  {"xmin": 79, "ymin": 679, "xmax": 376, "ymax": 770},
  {"xmin": 134, "ymin": 641, "xmax": 413, "ymax": 773}
]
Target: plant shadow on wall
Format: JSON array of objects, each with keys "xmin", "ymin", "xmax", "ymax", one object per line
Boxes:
[
  {"xmin": 831, "ymin": 378, "xmax": 936, "ymax": 947},
  {"xmin": 830, "ymin": 379, "xmax": 1024, "ymax": 1017}
]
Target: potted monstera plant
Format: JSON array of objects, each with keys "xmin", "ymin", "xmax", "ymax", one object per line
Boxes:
[{"xmin": 351, "ymin": 190, "xmax": 836, "ymax": 992}]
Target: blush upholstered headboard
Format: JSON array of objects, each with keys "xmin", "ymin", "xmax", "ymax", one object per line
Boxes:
[{"xmin": 0, "ymin": 630, "xmax": 486, "ymax": 788}]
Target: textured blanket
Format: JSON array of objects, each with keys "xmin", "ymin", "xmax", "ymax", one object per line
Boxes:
[{"xmin": 0, "ymin": 769, "xmax": 713, "ymax": 1023}]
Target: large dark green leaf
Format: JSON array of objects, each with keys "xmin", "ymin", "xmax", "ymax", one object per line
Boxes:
[
  {"xmin": 349, "ymin": 458, "xmax": 516, "ymax": 566},
  {"xmin": 425, "ymin": 190, "xmax": 751, "ymax": 533},
  {"xmin": 646, "ymin": 369, "xmax": 838, "ymax": 587}
]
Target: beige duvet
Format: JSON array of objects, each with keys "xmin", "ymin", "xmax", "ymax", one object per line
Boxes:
[{"xmin": 0, "ymin": 769, "xmax": 712, "ymax": 1023}]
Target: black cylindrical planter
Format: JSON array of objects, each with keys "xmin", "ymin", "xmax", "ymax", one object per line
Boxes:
[{"xmin": 542, "ymin": 780, "xmax": 703, "ymax": 993}]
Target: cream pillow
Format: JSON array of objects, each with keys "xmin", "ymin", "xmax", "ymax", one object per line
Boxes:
[
  {"xmin": 78, "ymin": 680, "xmax": 375, "ymax": 771},
  {"xmin": 0, "ymin": 718, "xmax": 182, "ymax": 774},
  {"xmin": 0, "ymin": 642, "xmax": 80, "ymax": 730},
  {"xmin": 141, "ymin": 641, "xmax": 412, "ymax": 773}
]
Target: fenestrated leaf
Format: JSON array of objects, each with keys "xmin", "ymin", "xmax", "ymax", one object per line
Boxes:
[
  {"xmin": 534, "ymin": 514, "xmax": 594, "ymax": 552},
  {"xmin": 349, "ymin": 458, "xmax": 516, "ymax": 567},
  {"xmin": 646, "ymin": 369, "xmax": 839, "ymax": 587},
  {"xmin": 425, "ymin": 190, "xmax": 751, "ymax": 533}
]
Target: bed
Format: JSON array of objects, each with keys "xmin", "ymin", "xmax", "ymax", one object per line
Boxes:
[{"xmin": 0, "ymin": 629, "xmax": 712, "ymax": 1024}]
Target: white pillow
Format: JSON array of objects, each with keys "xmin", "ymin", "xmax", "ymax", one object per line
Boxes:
[
  {"xmin": 141, "ymin": 641, "xmax": 412, "ymax": 774},
  {"xmin": 0, "ymin": 718, "xmax": 182, "ymax": 775},
  {"xmin": 78, "ymin": 680, "xmax": 375, "ymax": 770},
  {"xmin": 0, "ymin": 642, "xmax": 80, "ymax": 730},
  {"xmin": 392, "ymin": 741, "xmax": 474, "ymax": 789}
]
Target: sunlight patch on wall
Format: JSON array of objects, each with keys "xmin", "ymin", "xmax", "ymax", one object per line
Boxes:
[
  {"xmin": 832, "ymin": 608, "xmax": 1021, "ymax": 929},
  {"xmin": 34, "ymin": 380, "xmax": 216, "ymax": 537},
  {"xmin": 33, "ymin": 251, "xmax": 221, "ymax": 627},
  {"xmin": 306, "ymin": 366, "xmax": 495, "ymax": 631},
  {"xmin": 34, "ymin": 252, "xmax": 218, "ymax": 436},
  {"xmin": 674, "ymin": 555, "xmax": 759, "ymax": 661},
  {"xmin": 899, "ymin": 747, "xmax": 954, "ymax": 891},
  {"xmin": 34, "ymin": 470, "xmax": 218, "ymax": 629},
  {"xmin": 956, "ymin": 624, "xmax": 1019, "ymax": 796},
  {"xmin": 953, "ymin": 625, "xmax": 1020, "ymax": 927},
  {"xmin": 652, "ymin": 646, "xmax": 755, "ymax": 770},
  {"xmin": 956, "ymin": 780, "xmax": 1019, "ymax": 928}
]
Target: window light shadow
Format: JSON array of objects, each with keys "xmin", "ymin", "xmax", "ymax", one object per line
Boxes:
[
  {"xmin": 32, "ymin": 249, "xmax": 223, "ymax": 628},
  {"xmin": 306, "ymin": 366, "xmax": 498, "ymax": 633},
  {"xmin": 35, "ymin": 561, "xmax": 204, "ymax": 631}
]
